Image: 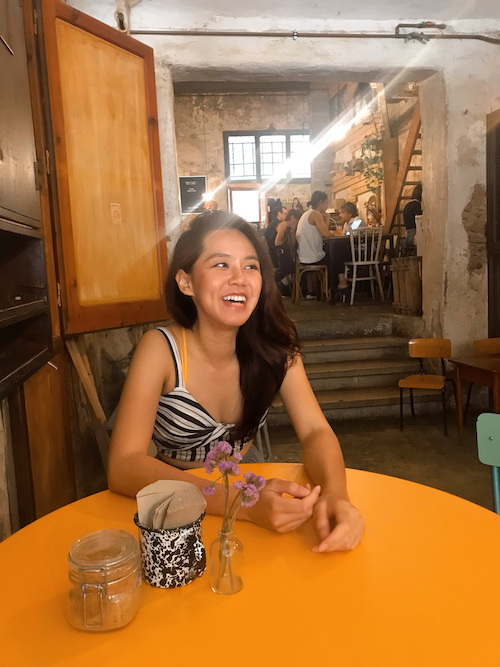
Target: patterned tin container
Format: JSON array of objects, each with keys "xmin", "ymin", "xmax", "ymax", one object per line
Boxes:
[{"xmin": 133, "ymin": 512, "xmax": 206, "ymax": 588}]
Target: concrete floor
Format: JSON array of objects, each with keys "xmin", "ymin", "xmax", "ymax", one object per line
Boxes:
[{"xmin": 269, "ymin": 409, "xmax": 494, "ymax": 511}]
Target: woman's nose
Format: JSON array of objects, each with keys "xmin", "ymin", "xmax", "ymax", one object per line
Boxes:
[{"xmin": 229, "ymin": 265, "xmax": 246, "ymax": 284}]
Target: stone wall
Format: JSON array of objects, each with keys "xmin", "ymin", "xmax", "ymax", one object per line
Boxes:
[{"xmin": 174, "ymin": 91, "xmax": 313, "ymax": 213}]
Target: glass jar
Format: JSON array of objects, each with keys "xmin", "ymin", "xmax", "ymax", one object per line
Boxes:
[
  {"xmin": 68, "ymin": 529, "xmax": 142, "ymax": 632},
  {"xmin": 209, "ymin": 531, "xmax": 244, "ymax": 595}
]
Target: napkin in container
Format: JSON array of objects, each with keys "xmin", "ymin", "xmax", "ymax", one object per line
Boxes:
[{"xmin": 136, "ymin": 480, "xmax": 207, "ymax": 529}]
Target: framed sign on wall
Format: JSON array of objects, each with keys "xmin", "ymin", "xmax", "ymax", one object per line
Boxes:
[{"xmin": 179, "ymin": 176, "xmax": 207, "ymax": 214}]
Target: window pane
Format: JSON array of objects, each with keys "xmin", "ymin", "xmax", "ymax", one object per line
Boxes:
[
  {"xmin": 230, "ymin": 190, "xmax": 260, "ymax": 223},
  {"xmin": 290, "ymin": 134, "xmax": 311, "ymax": 178},
  {"xmin": 259, "ymin": 135, "xmax": 286, "ymax": 179},
  {"xmin": 228, "ymin": 136, "xmax": 256, "ymax": 180}
]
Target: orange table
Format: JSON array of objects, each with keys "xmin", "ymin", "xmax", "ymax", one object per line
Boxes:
[{"xmin": 1, "ymin": 463, "xmax": 499, "ymax": 666}]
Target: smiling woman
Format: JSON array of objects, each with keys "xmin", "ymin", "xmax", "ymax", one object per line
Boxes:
[{"xmin": 108, "ymin": 211, "xmax": 365, "ymax": 552}]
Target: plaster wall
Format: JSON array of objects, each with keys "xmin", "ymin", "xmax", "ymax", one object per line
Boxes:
[{"xmin": 174, "ymin": 92, "xmax": 312, "ymax": 212}]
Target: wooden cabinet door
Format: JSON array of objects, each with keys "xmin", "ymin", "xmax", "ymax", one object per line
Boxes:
[
  {"xmin": 0, "ymin": 0, "xmax": 41, "ymax": 227},
  {"xmin": 40, "ymin": 0, "xmax": 168, "ymax": 334},
  {"xmin": 23, "ymin": 352, "xmax": 76, "ymax": 518}
]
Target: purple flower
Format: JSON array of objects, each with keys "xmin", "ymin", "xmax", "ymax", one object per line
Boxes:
[
  {"xmin": 233, "ymin": 480, "xmax": 260, "ymax": 508},
  {"xmin": 203, "ymin": 485, "xmax": 216, "ymax": 496},
  {"xmin": 233, "ymin": 452, "xmax": 243, "ymax": 462},
  {"xmin": 204, "ymin": 440, "xmax": 233, "ymax": 473},
  {"xmin": 243, "ymin": 472, "xmax": 266, "ymax": 491},
  {"xmin": 218, "ymin": 460, "xmax": 241, "ymax": 476}
]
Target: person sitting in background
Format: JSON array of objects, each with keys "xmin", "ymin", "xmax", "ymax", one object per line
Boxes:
[
  {"xmin": 296, "ymin": 191, "xmax": 335, "ymax": 298},
  {"xmin": 403, "ymin": 184, "xmax": 422, "ymax": 248},
  {"xmin": 275, "ymin": 208, "xmax": 301, "ymax": 295},
  {"xmin": 340, "ymin": 202, "xmax": 366, "ymax": 235},
  {"xmin": 292, "ymin": 197, "xmax": 304, "ymax": 216},
  {"xmin": 263, "ymin": 204, "xmax": 287, "ymax": 268}
]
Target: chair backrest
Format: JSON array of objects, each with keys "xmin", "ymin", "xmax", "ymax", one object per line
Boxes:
[
  {"xmin": 348, "ymin": 227, "xmax": 383, "ymax": 263},
  {"xmin": 473, "ymin": 337, "xmax": 500, "ymax": 357},
  {"xmin": 408, "ymin": 338, "xmax": 452, "ymax": 359},
  {"xmin": 477, "ymin": 413, "xmax": 500, "ymax": 467}
]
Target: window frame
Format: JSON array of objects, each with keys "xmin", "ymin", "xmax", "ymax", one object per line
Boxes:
[{"xmin": 223, "ymin": 129, "xmax": 311, "ymax": 184}]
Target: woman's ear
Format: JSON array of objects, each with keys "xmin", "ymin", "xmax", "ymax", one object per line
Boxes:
[{"xmin": 175, "ymin": 270, "xmax": 194, "ymax": 297}]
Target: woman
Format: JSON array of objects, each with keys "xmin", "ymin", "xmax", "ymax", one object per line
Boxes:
[
  {"xmin": 292, "ymin": 197, "xmax": 304, "ymax": 215},
  {"xmin": 275, "ymin": 208, "xmax": 301, "ymax": 295},
  {"xmin": 295, "ymin": 191, "xmax": 334, "ymax": 298},
  {"xmin": 108, "ymin": 211, "xmax": 364, "ymax": 552},
  {"xmin": 403, "ymin": 184, "xmax": 422, "ymax": 248}
]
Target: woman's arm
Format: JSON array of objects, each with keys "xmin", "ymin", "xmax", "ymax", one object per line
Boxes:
[
  {"xmin": 310, "ymin": 210, "xmax": 334, "ymax": 239},
  {"xmin": 274, "ymin": 220, "xmax": 288, "ymax": 246},
  {"xmin": 107, "ymin": 330, "xmax": 233, "ymax": 516},
  {"xmin": 278, "ymin": 356, "xmax": 365, "ymax": 551}
]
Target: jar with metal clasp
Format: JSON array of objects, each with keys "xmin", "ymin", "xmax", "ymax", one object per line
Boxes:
[{"xmin": 67, "ymin": 529, "xmax": 142, "ymax": 632}]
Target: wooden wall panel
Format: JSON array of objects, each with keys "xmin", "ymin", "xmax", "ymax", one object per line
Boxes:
[{"xmin": 23, "ymin": 353, "xmax": 76, "ymax": 517}]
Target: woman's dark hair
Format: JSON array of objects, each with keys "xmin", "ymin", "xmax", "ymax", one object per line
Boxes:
[
  {"xmin": 166, "ymin": 211, "xmax": 300, "ymax": 440},
  {"xmin": 412, "ymin": 184, "xmax": 422, "ymax": 201},
  {"xmin": 307, "ymin": 191, "xmax": 328, "ymax": 209},
  {"xmin": 340, "ymin": 201, "xmax": 358, "ymax": 218}
]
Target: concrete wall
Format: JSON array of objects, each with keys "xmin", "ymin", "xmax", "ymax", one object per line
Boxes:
[{"xmin": 174, "ymin": 92, "xmax": 312, "ymax": 212}]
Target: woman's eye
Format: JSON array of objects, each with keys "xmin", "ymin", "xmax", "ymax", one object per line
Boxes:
[
  {"xmin": 214, "ymin": 262, "xmax": 228, "ymax": 268},
  {"xmin": 246, "ymin": 263, "xmax": 260, "ymax": 270}
]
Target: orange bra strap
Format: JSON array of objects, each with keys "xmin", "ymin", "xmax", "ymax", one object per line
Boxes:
[{"xmin": 181, "ymin": 328, "xmax": 188, "ymax": 387}]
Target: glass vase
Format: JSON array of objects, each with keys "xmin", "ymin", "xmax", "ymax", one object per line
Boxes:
[{"xmin": 209, "ymin": 531, "xmax": 244, "ymax": 595}]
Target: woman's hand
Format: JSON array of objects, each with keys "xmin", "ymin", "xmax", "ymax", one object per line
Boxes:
[
  {"xmin": 243, "ymin": 479, "xmax": 321, "ymax": 533},
  {"xmin": 312, "ymin": 494, "xmax": 365, "ymax": 553}
]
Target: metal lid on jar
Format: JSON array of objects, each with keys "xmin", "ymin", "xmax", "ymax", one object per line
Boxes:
[{"xmin": 68, "ymin": 529, "xmax": 140, "ymax": 584}]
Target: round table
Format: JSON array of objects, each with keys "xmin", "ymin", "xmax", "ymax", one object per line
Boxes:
[{"xmin": 1, "ymin": 464, "xmax": 499, "ymax": 666}]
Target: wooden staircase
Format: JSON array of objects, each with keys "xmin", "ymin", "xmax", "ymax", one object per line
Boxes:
[{"xmin": 385, "ymin": 102, "xmax": 422, "ymax": 237}]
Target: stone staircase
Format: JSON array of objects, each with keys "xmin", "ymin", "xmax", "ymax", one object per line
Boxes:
[{"xmin": 269, "ymin": 335, "xmax": 443, "ymax": 426}]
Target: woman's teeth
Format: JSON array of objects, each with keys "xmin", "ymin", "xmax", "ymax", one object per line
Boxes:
[{"xmin": 222, "ymin": 296, "xmax": 246, "ymax": 303}]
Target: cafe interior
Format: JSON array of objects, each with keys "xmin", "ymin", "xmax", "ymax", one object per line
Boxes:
[{"xmin": 1, "ymin": 0, "xmax": 500, "ymax": 661}]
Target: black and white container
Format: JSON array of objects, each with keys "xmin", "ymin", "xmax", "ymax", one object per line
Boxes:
[{"xmin": 134, "ymin": 512, "xmax": 206, "ymax": 588}]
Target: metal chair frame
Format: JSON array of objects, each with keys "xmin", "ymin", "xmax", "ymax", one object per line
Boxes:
[{"xmin": 476, "ymin": 413, "xmax": 500, "ymax": 514}]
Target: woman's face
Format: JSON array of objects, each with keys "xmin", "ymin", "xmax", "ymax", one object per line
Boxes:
[{"xmin": 177, "ymin": 229, "xmax": 263, "ymax": 329}]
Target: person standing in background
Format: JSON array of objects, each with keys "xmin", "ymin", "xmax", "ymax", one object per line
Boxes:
[
  {"xmin": 264, "ymin": 204, "xmax": 287, "ymax": 268},
  {"xmin": 292, "ymin": 197, "xmax": 304, "ymax": 215},
  {"xmin": 403, "ymin": 184, "xmax": 422, "ymax": 248}
]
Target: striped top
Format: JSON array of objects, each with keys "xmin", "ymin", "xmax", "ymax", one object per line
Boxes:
[{"xmin": 152, "ymin": 328, "xmax": 268, "ymax": 464}]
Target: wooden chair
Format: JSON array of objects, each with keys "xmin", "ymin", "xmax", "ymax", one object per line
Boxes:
[
  {"xmin": 398, "ymin": 338, "xmax": 455, "ymax": 436},
  {"xmin": 344, "ymin": 228, "xmax": 384, "ymax": 305},
  {"xmin": 476, "ymin": 413, "xmax": 500, "ymax": 514},
  {"xmin": 464, "ymin": 338, "xmax": 500, "ymax": 425},
  {"xmin": 292, "ymin": 242, "xmax": 329, "ymax": 305}
]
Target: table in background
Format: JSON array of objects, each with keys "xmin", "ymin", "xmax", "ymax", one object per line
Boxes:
[
  {"xmin": 1, "ymin": 463, "xmax": 499, "ymax": 666},
  {"xmin": 451, "ymin": 356, "xmax": 500, "ymax": 439}
]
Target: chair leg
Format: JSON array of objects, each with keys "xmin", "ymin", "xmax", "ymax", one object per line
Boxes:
[
  {"xmin": 375, "ymin": 264, "xmax": 385, "ymax": 301},
  {"xmin": 492, "ymin": 466, "xmax": 500, "ymax": 515},
  {"xmin": 441, "ymin": 387, "xmax": 448, "ymax": 437},
  {"xmin": 350, "ymin": 265, "xmax": 357, "ymax": 305},
  {"xmin": 369, "ymin": 265, "xmax": 375, "ymax": 300},
  {"xmin": 399, "ymin": 387, "xmax": 404, "ymax": 431},
  {"xmin": 464, "ymin": 382, "xmax": 473, "ymax": 426},
  {"xmin": 261, "ymin": 422, "xmax": 272, "ymax": 462},
  {"xmin": 410, "ymin": 389, "xmax": 415, "ymax": 416},
  {"xmin": 254, "ymin": 428, "xmax": 265, "ymax": 460}
]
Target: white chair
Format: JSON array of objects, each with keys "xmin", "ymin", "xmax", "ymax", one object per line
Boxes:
[
  {"xmin": 254, "ymin": 422, "xmax": 272, "ymax": 462},
  {"xmin": 344, "ymin": 228, "xmax": 384, "ymax": 305}
]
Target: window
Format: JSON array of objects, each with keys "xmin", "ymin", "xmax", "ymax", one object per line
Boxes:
[{"xmin": 224, "ymin": 130, "xmax": 311, "ymax": 183}]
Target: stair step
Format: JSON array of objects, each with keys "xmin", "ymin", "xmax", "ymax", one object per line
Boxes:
[
  {"xmin": 412, "ymin": 150, "xmax": 422, "ymax": 155},
  {"xmin": 269, "ymin": 386, "xmax": 442, "ymax": 425},
  {"xmin": 302, "ymin": 336, "xmax": 409, "ymax": 363},
  {"xmin": 407, "ymin": 166, "xmax": 422, "ymax": 170},
  {"xmin": 305, "ymin": 358, "xmax": 420, "ymax": 391}
]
